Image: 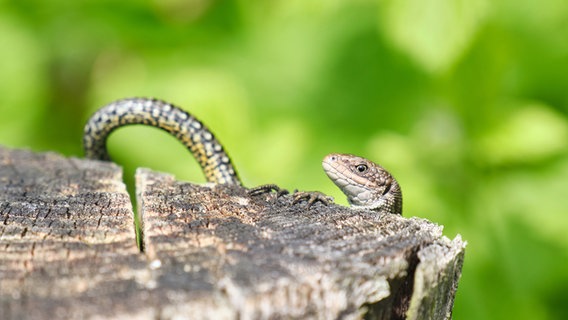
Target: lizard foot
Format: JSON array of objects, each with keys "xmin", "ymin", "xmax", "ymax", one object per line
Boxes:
[
  {"xmin": 248, "ymin": 184, "xmax": 290, "ymax": 197},
  {"xmin": 292, "ymin": 191, "xmax": 334, "ymax": 209}
]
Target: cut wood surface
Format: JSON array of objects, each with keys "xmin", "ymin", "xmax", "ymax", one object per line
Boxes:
[
  {"xmin": 0, "ymin": 145, "xmax": 466, "ymax": 319},
  {"xmin": 0, "ymin": 146, "xmax": 147, "ymax": 319}
]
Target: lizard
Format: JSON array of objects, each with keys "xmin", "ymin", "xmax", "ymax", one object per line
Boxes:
[
  {"xmin": 321, "ymin": 153, "xmax": 402, "ymax": 215},
  {"xmin": 83, "ymin": 97, "xmax": 402, "ymax": 215}
]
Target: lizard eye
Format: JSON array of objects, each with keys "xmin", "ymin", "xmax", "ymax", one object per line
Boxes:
[{"xmin": 355, "ymin": 164, "xmax": 368, "ymax": 173}]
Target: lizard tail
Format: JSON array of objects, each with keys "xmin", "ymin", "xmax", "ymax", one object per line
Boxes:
[{"xmin": 83, "ymin": 97, "xmax": 241, "ymax": 185}]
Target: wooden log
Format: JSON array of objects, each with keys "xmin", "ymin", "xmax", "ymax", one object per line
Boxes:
[
  {"xmin": 0, "ymin": 146, "xmax": 147, "ymax": 319},
  {"xmin": 137, "ymin": 169, "xmax": 466, "ymax": 319},
  {"xmin": 0, "ymin": 145, "xmax": 466, "ymax": 319}
]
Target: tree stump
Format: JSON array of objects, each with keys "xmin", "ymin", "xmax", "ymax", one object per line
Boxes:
[{"xmin": 0, "ymin": 145, "xmax": 465, "ymax": 319}]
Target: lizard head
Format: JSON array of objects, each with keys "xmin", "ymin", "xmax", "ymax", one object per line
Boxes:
[{"xmin": 322, "ymin": 153, "xmax": 402, "ymax": 215}]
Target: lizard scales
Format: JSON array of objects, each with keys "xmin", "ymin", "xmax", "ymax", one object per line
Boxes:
[
  {"xmin": 83, "ymin": 98, "xmax": 240, "ymax": 185},
  {"xmin": 83, "ymin": 97, "xmax": 402, "ymax": 215},
  {"xmin": 323, "ymin": 153, "xmax": 402, "ymax": 215}
]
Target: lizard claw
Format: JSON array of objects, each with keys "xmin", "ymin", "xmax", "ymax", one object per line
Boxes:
[
  {"xmin": 250, "ymin": 185, "xmax": 333, "ymax": 209},
  {"xmin": 248, "ymin": 184, "xmax": 290, "ymax": 197},
  {"xmin": 292, "ymin": 191, "xmax": 334, "ymax": 209}
]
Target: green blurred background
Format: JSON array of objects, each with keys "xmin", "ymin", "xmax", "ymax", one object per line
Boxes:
[{"xmin": 1, "ymin": 0, "xmax": 567, "ymax": 319}]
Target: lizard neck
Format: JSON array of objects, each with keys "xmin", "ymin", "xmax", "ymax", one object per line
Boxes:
[{"xmin": 348, "ymin": 177, "xmax": 402, "ymax": 214}]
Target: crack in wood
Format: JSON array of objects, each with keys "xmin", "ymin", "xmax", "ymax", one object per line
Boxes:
[{"xmin": 0, "ymin": 146, "xmax": 465, "ymax": 319}]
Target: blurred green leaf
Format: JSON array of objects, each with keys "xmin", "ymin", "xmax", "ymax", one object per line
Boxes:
[
  {"xmin": 477, "ymin": 103, "xmax": 568, "ymax": 166},
  {"xmin": 380, "ymin": 0, "xmax": 488, "ymax": 73}
]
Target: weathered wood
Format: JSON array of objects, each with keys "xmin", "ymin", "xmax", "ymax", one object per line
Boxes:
[
  {"xmin": 0, "ymin": 146, "xmax": 147, "ymax": 319},
  {"xmin": 137, "ymin": 169, "xmax": 466, "ymax": 319},
  {"xmin": 406, "ymin": 236, "xmax": 465, "ymax": 320},
  {"xmin": 0, "ymin": 145, "xmax": 466, "ymax": 319}
]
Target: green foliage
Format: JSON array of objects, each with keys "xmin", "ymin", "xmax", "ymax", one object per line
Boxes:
[{"xmin": 0, "ymin": 0, "xmax": 567, "ymax": 318}]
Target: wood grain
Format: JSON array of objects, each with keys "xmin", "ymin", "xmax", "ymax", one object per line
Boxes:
[{"xmin": 0, "ymin": 145, "xmax": 465, "ymax": 319}]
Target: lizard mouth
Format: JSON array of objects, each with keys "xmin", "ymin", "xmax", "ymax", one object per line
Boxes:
[
  {"xmin": 322, "ymin": 155, "xmax": 346, "ymax": 185},
  {"xmin": 322, "ymin": 154, "xmax": 371, "ymax": 189}
]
